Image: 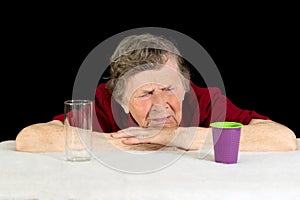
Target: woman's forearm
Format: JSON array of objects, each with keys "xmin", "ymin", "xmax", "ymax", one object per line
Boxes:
[
  {"xmin": 15, "ymin": 120, "xmax": 65, "ymax": 152},
  {"xmin": 16, "ymin": 119, "xmax": 298, "ymax": 152},
  {"xmin": 239, "ymin": 119, "xmax": 298, "ymax": 151},
  {"xmin": 147, "ymin": 120, "xmax": 298, "ymax": 151}
]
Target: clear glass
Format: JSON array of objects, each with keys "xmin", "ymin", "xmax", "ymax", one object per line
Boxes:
[{"xmin": 64, "ymin": 100, "xmax": 93, "ymax": 161}]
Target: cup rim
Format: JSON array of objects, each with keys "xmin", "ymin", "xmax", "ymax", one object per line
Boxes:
[
  {"xmin": 64, "ymin": 99, "xmax": 92, "ymax": 105},
  {"xmin": 210, "ymin": 121, "xmax": 243, "ymax": 128}
]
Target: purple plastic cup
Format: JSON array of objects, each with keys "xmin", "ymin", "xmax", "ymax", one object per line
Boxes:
[{"xmin": 210, "ymin": 122, "xmax": 243, "ymax": 164}]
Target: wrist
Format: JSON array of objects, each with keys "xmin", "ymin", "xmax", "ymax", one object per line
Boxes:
[{"xmin": 166, "ymin": 127, "xmax": 199, "ymax": 150}]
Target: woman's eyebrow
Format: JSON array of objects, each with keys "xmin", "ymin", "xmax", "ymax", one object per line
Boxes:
[{"xmin": 160, "ymin": 85, "xmax": 172, "ymax": 89}]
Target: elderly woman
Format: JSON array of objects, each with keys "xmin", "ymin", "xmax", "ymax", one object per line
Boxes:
[{"xmin": 16, "ymin": 33, "xmax": 297, "ymax": 152}]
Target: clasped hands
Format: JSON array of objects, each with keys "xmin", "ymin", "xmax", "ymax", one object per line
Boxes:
[{"xmin": 111, "ymin": 126, "xmax": 203, "ymax": 150}]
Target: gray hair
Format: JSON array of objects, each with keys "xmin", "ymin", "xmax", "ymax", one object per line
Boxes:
[
  {"xmin": 110, "ymin": 33, "xmax": 181, "ymax": 63},
  {"xmin": 107, "ymin": 33, "xmax": 191, "ymax": 106}
]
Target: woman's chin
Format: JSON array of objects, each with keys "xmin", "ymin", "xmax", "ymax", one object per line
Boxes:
[{"xmin": 149, "ymin": 121, "xmax": 178, "ymax": 128}]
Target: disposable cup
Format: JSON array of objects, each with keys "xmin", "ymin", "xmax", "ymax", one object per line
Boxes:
[{"xmin": 210, "ymin": 122, "xmax": 243, "ymax": 164}]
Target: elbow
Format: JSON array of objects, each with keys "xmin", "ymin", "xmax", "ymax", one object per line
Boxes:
[
  {"xmin": 288, "ymin": 134, "xmax": 298, "ymax": 151},
  {"xmin": 281, "ymin": 127, "xmax": 298, "ymax": 151},
  {"xmin": 15, "ymin": 126, "xmax": 32, "ymax": 152}
]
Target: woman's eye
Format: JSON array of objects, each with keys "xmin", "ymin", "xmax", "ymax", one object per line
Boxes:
[
  {"xmin": 139, "ymin": 94, "xmax": 149, "ymax": 98},
  {"xmin": 138, "ymin": 92, "xmax": 152, "ymax": 98},
  {"xmin": 163, "ymin": 87, "xmax": 175, "ymax": 92}
]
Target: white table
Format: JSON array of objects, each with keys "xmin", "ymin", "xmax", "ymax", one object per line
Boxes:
[{"xmin": 0, "ymin": 139, "xmax": 300, "ymax": 199}]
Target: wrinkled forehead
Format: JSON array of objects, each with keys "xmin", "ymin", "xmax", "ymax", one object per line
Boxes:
[{"xmin": 126, "ymin": 66, "xmax": 183, "ymax": 93}]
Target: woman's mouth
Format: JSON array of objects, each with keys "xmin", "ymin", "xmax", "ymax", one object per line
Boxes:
[{"xmin": 150, "ymin": 116, "xmax": 171, "ymax": 123}]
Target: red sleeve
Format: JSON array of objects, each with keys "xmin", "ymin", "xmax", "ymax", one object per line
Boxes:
[
  {"xmin": 53, "ymin": 113, "xmax": 64, "ymax": 122},
  {"xmin": 93, "ymin": 83, "xmax": 120, "ymax": 132},
  {"xmin": 52, "ymin": 83, "xmax": 120, "ymax": 132},
  {"xmin": 223, "ymin": 94, "xmax": 270, "ymax": 125},
  {"xmin": 190, "ymin": 82, "xmax": 270, "ymax": 127}
]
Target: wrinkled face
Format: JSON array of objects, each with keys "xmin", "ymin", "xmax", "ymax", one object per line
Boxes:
[{"xmin": 122, "ymin": 57, "xmax": 186, "ymax": 128}]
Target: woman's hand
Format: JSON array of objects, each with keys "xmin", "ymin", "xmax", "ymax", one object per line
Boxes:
[
  {"xmin": 111, "ymin": 127, "xmax": 211, "ymax": 150},
  {"xmin": 112, "ymin": 127, "xmax": 174, "ymax": 145}
]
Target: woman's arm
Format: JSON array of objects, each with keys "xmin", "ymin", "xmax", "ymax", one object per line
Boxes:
[
  {"xmin": 112, "ymin": 119, "xmax": 298, "ymax": 151},
  {"xmin": 16, "ymin": 119, "xmax": 298, "ymax": 152},
  {"xmin": 15, "ymin": 120, "xmax": 164, "ymax": 152},
  {"xmin": 15, "ymin": 120, "xmax": 65, "ymax": 152},
  {"xmin": 239, "ymin": 119, "xmax": 298, "ymax": 151}
]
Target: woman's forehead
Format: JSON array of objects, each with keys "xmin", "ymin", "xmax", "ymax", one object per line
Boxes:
[
  {"xmin": 128, "ymin": 67, "xmax": 181, "ymax": 88},
  {"xmin": 133, "ymin": 83, "xmax": 170, "ymax": 93},
  {"xmin": 122, "ymin": 66, "xmax": 184, "ymax": 100},
  {"xmin": 164, "ymin": 54, "xmax": 179, "ymax": 70}
]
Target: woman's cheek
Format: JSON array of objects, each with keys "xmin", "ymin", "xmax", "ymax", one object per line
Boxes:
[{"xmin": 130, "ymin": 100, "xmax": 151, "ymax": 119}]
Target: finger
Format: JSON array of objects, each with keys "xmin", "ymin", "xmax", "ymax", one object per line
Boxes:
[
  {"xmin": 111, "ymin": 132, "xmax": 132, "ymax": 138},
  {"xmin": 122, "ymin": 138, "xmax": 150, "ymax": 145}
]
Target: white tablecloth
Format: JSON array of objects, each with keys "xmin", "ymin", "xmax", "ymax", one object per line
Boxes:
[{"xmin": 0, "ymin": 139, "xmax": 300, "ymax": 199}]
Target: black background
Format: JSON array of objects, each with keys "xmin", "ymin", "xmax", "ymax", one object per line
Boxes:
[{"xmin": 1, "ymin": 7, "xmax": 299, "ymax": 141}]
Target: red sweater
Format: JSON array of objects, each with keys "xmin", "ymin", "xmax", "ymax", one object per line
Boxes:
[{"xmin": 53, "ymin": 82, "xmax": 269, "ymax": 132}]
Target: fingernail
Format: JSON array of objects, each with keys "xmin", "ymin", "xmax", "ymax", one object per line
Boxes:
[
  {"xmin": 112, "ymin": 133, "xmax": 121, "ymax": 138},
  {"xmin": 122, "ymin": 139, "xmax": 128, "ymax": 144}
]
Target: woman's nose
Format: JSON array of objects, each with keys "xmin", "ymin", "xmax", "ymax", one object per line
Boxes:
[
  {"xmin": 151, "ymin": 92, "xmax": 165, "ymax": 105},
  {"xmin": 151, "ymin": 92, "xmax": 170, "ymax": 110}
]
